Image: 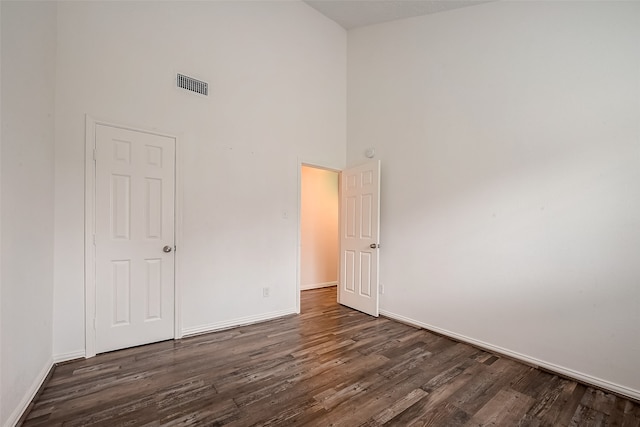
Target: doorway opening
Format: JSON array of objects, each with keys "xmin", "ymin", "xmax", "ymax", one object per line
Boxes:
[{"xmin": 299, "ymin": 165, "xmax": 339, "ymax": 312}]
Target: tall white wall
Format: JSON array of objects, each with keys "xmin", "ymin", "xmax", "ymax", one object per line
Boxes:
[
  {"xmin": 53, "ymin": 1, "xmax": 346, "ymax": 356},
  {"xmin": 300, "ymin": 166, "xmax": 339, "ymax": 289},
  {"xmin": 1, "ymin": 2, "xmax": 57, "ymax": 425},
  {"xmin": 348, "ymin": 1, "xmax": 640, "ymax": 396}
]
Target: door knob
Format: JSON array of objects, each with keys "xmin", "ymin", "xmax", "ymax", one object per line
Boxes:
[
  {"xmin": 370, "ymin": 243, "xmax": 379, "ymax": 249},
  {"xmin": 163, "ymin": 245, "xmax": 173, "ymax": 253}
]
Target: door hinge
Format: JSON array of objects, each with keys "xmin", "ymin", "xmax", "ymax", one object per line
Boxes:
[
  {"xmin": 93, "ymin": 149, "xmax": 96, "ymax": 161},
  {"xmin": 93, "ymin": 317, "xmax": 96, "ymax": 330},
  {"xmin": 93, "ymin": 234, "xmax": 96, "ymax": 245}
]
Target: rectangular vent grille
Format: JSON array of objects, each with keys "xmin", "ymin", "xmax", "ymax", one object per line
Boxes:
[{"xmin": 177, "ymin": 73, "xmax": 208, "ymax": 96}]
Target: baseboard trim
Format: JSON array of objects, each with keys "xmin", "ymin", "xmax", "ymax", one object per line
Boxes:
[
  {"xmin": 379, "ymin": 309, "xmax": 640, "ymax": 402},
  {"xmin": 300, "ymin": 281, "xmax": 337, "ymax": 291},
  {"xmin": 6, "ymin": 358, "xmax": 54, "ymax": 427},
  {"xmin": 181, "ymin": 309, "xmax": 297, "ymax": 338},
  {"xmin": 53, "ymin": 350, "xmax": 86, "ymax": 364}
]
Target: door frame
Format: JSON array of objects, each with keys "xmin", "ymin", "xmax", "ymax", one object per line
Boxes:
[
  {"xmin": 84, "ymin": 115, "xmax": 183, "ymax": 358},
  {"xmin": 296, "ymin": 159, "xmax": 342, "ymax": 314}
]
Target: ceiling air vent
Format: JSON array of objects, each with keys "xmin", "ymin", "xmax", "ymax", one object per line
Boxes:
[{"xmin": 177, "ymin": 73, "xmax": 208, "ymax": 96}]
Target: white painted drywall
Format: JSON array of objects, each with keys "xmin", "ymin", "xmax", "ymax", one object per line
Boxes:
[
  {"xmin": 300, "ymin": 166, "xmax": 339, "ymax": 289},
  {"xmin": 53, "ymin": 1, "xmax": 346, "ymax": 355},
  {"xmin": 1, "ymin": 1, "xmax": 57, "ymax": 425},
  {"xmin": 348, "ymin": 1, "xmax": 640, "ymax": 395}
]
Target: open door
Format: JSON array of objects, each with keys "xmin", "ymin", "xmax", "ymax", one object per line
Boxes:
[{"xmin": 338, "ymin": 160, "xmax": 381, "ymax": 316}]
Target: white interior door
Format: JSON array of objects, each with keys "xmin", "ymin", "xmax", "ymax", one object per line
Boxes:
[
  {"xmin": 339, "ymin": 160, "xmax": 381, "ymax": 316},
  {"xmin": 95, "ymin": 124, "xmax": 175, "ymax": 353}
]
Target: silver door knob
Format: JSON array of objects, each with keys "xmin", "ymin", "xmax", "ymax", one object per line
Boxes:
[
  {"xmin": 163, "ymin": 245, "xmax": 173, "ymax": 253},
  {"xmin": 370, "ymin": 243, "xmax": 379, "ymax": 249}
]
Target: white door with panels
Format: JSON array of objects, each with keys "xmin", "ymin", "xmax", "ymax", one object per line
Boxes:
[
  {"xmin": 339, "ymin": 160, "xmax": 381, "ymax": 317},
  {"xmin": 94, "ymin": 124, "xmax": 176, "ymax": 353}
]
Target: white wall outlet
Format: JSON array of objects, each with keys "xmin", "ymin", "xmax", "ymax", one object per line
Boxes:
[{"xmin": 263, "ymin": 287, "xmax": 270, "ymax": 297}]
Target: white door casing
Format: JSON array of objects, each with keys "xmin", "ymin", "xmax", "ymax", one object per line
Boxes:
[
  {"xmin": 88, "ymin": 121, "xmax": 176, "ymax": 355},
  {"xmin": 339, "ymin": 160, "xmax": 381, "ymax": 317}
]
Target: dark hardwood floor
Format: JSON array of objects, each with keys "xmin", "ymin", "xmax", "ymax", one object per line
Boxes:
[{"xmin": 22, "ymin": 287, "xmax": 640, "ymax": 426}]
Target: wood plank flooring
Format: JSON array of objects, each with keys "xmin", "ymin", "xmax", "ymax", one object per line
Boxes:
[{"xmin": 21, "ymin": 287, "xmax": 640, "ymax": 426}]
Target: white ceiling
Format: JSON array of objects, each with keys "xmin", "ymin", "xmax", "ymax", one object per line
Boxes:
[{"xmin": 303, "ymin": 0, "xmax": 494, "ymax": 30}]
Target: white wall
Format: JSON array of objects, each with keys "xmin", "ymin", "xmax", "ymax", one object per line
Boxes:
[
  {"xmin": 348, "ymin": 1, "xmax": 640, "ymax": 397},
  {"xmin": 53, "ymin": 1, "xmax": 346, "ymax": 355},
  {"xmin": 300, "ymin": 166, "xmax": 339, "ymax": 289},
  {"xmin": 1, "ymin": 2, "xmax": 57, "ymax": 425}
]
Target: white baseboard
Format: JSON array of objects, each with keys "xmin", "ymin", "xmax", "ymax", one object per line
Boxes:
[
  {"xmin": 5, "ymin": 358, "xmax": 53, "ymax": 427},
  {"xmin": 300, "ymin": 281, "xmax": 337, "ymax": 291},
  {"xmin": 181, "ymin": 308, "xmax": 297, "ymax": 338},
  {"xmin": 379, "ymin": 309, "xmax": 640, "ymax": 402},
  {"xmin": 53, "ymin": 350, "xmax": 86, "ymax": 364}
]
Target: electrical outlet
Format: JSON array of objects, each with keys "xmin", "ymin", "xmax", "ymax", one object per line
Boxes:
[{"xmin": 263, "ymin": 287, "xmax": 270, "ymax": 298}]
